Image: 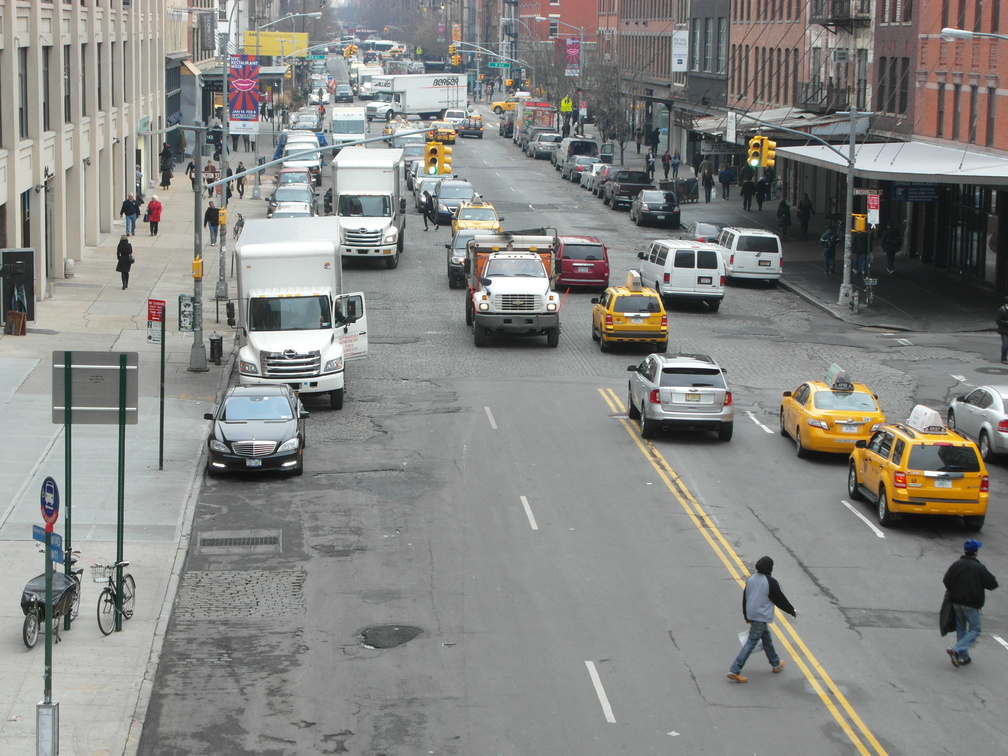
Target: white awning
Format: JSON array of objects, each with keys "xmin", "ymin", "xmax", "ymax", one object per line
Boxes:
[{"xmin": 779, "ymin": 140, "xmax": 1008, "ymax": 186}]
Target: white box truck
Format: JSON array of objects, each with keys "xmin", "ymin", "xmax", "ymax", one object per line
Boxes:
[
  {"xmin": 232, "ymin": 218, "xmax": 368, "ymax": 410},
  {"xmin": 365, "ymin": 73, "xmax": 466, "ymax": 121},
  {"xmin": 331, "ymin": 147, "xmax": 407, "ymax": 269},
  {"xmin": 356, "ymin": 65, "xmax": 386, "ymax": 99},
  {"xmin": 330, "ymin": 107, "xmax": 367, "ymax": 153}
]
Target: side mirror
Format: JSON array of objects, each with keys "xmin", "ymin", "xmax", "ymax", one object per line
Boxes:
[
  {"xmin": 463, "ymin": 260, "xmax": 471, "ymax": 274},
  {"xmin": 299, "ymin": 410, "xmax": 310, "ymax": 419},
  {"xmin": 854, "ymin": 440, "xmax": 867, "ymax": 449},
  {"xmin": 591, "ymin": 297, "xmax": 600, "ymax": 304},
  {"xmin": 400, "ymin": 197, "xmax": 407, "ymax": 212},
  {"xmin": 226, "ymin": 301, "xmax": 236, "ymax": 328},
  {"xmin": 954, "ymin": 395, "xmax": 966, "ymax": 402},
  {"xmin": 782, "ymin": 391, "xmax": 792, "ymax": 398},
  {"xmin": 498, "ymin": 216, "xmax": 505, "ymax": 221},
  {"xmin": 203, "ymin": 412, "xmax": 214, "ymax": 420},
  {"xmin": 626, "ymin": 365, "xmax": 638, "ymax": 372},
  {"xmin": 637, "ymin": 251, "xmax": 646, "ymax": 259},
  {"xmin": 444, "ymin": 243, "xmax": 451, "ymax": 250}
]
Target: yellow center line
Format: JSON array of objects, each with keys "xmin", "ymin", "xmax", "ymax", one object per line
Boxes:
[{"xmin": 599, "ymin": 388, "xmax": 888, "ymax": 756}]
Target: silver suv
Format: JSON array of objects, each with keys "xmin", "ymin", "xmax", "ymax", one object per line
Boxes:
[{"xmin": 626, "ymin": 353, "xmax": 734, "ymax": 441}]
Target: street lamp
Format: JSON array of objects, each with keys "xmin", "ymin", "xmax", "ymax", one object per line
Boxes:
[{"xmin": 941, "ymin": 27, "xmax": 1008, "ymax": 42}]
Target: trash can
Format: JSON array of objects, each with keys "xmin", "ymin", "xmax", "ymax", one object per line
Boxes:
[
  {"xmin": 209, "ymin": 332, "xmax": 223, "ymax": 365},
  {"xmin": 658, "ymin": 180, "xmax": 675, "ymax": 191}
]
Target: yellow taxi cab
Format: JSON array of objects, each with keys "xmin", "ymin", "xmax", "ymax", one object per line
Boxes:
[
  {"xmin": 490, "ymin": 95, "xmax": 528, "ymax": 114},
  {"xmin": 427, "ymin": 120, "xmax": 457, "ymax": 143},
  {"xmin": 382, "ymin": 117, "xmax": 407, "ymax": 141},
  {"xmin": 590, "ymin": 271, "xmax": 668, "ymax": 352},
  {"xmin": 451, "ymin": 200, "xmax": 502, "ymax": 234},
  {"xmin": 848, "ymin": 405, "xmax": 989, "ymax": 529},
  {"xmin": 780, "ymin": 366, "xmax": 886, "ymax": 456}
]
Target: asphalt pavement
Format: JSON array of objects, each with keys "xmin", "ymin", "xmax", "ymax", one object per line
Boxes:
[{"xmin": 0, "ymin": 110, "xmax": 1003, "ymax": 755}]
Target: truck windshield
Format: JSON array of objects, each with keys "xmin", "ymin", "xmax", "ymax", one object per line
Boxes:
[
  {"xmin": 484, "ymin": 259, "xmax": 545, "ymax": 278},
  {"xmin": 248, "ymin": 296, "xmax": 333, "ymax": 332},
  {"xmin": 372, "ymin": 92, "xmax": 393, "ymax": 103},
  {"xmin": 332, "ymin": 119, "xmax": 366, "ymax": 134},
  {"xmin": 338, "ymin": 194, "xmax": 392, "ymax": 217}
]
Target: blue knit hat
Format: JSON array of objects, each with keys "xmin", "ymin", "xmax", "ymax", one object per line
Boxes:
[{"xmin": 964, "ymin": 539, "xmax": 982, "ymax": 554}]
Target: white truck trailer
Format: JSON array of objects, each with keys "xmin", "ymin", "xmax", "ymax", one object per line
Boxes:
[
  {"xmin": 330, "ymin": 107, "xmax": 367, "ymax": 153},
  {"xmin": 365, "ymin": 73, "xmax": 466, "ymax": 121},
  {"xmin": 231, "ymin": 218, "xmax": 368, "ymax": 410},
  {"xmin": 331, "ymin": 147, "xmax": 407, "ymax": 269}
]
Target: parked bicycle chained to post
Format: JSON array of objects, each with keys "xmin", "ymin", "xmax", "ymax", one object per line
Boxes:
[
  {"xmin": 92, "ymin": 561, "xmax": 136, "ymax": 635},
  {"xmin": 20, "ymin": 547, "xmax": 83, "ymax": 649}
]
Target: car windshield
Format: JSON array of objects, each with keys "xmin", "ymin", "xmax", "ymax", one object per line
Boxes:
[
  {"xmin": 338, "ymin": 194, "xmax": 392, "ymax": 217},
  {"xmin": 460, "ymin": 208, "xmax": 496, "ymax": 220},
  {"xmin": 659, "ymin": 367, "xmax": 727, "ymax": 389},
  {"xmin": 613, "ymin": 295, "xmax": 662, "ymax": 313},
  {"xmin": 812, "ymin": 390, "xmax": 877, "ymax": 411},
  {"xmin": 484, "ymin": 258, "xmax": 545, "ymax": 277},
  {"xmin": 222, "ymin": 395, "xmax": 294, "ymax": 422},
  {"xmin": 248, "ymin": 295, "xmax": 333, "ymax": 332},
  {"xmin": 562, "ymin": 244, "xmax": 603, "ymax": 261},
  {"xmin": 278, "ymin": 173, "xmax": 309, "ymax": 184},
  {"xmin": 907, "ymin": 443, "xmax": 982, "ymax": 473},
  {"xmin": 438, "ymin": 185, "xmax": 474, "ymax": 199}
]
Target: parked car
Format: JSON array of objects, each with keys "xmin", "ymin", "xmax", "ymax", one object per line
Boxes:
[
  {"xmin": 498, "ymin": 115, "xmax": 515, "ymax": 138},
  {"xmin": 527, "ymin": 132, "xmax": 563, "ymax": 159},
  {"xmin": 204, "ymin": 385, "xmax": 309, "ymax": 476},
  {"xmin": 626, "ymin": 352, "xmax": 734, "ymax": 441},
  {"xmin": 561, "ymin": 154, "xmax": 601, "ymax": 181},
  {"xmin": 947, "ymin": 385, "xmax": 1008, "ymax": 460},
  {"xmin": 684, "ymin": 221, "xmax": 727, "ymax": 242},
  {"xmin": 716, "ymin": 227, "xmax": 784, "ymax": 285},
  {"xmin": 556, "ymin": 235, "xmax": 609, "ymax": 290},
  {"xmin": 267, "ymin": 201, "xmax": 317, "ymax": 219},
  {"xmin": 636, "ymin": 239, "xmax": 725, "ymax": 311},
  {"xmin": 629, "ymin": 189, "xmax": 682, "ymax": 228},
  {"xmin": 592, "ymin": 163, "xmax": 627, "ymax": 197},
  {"xmin": 579, "ymin": 162, "xmax": 607, "ymax": 192},
  {"xmin": 552, "ymin": 137, "xmax": 600, "ymax": 169},
  {"xmin": 458, "ymin": 116, "xmax": 485, "ymax": 138},
  {"xmin": 602, "ymin": 169, "xmax": 653, "ymax": 209}
]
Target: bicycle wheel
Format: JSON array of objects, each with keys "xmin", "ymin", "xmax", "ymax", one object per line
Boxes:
[
  {"xmin": 23, "ymin": 611, "xmax": 40, "ymax": 649},
  {"xmin": 122, "ymin": 574, "xmax": 136, "ymax": 620},
  {"xmin": 97, "ymin": 587, "xmax": 116, "ymax": 636},
  {"xmin": 70, "ymin": 577, "xmax": 81, "ymax": 622}
]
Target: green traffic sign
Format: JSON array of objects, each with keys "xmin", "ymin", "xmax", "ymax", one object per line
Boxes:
[
  {"xmin": 487, "ymin": 61, "xmax": 510, "ymax": 68},
  {"xmin": 306, "ymin": 54, "xmax": 325, "ymax": 60}
]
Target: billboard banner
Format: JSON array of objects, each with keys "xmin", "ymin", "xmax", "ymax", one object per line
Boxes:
[
  {"xmin": 242, "ymin": 31, "xmax": 309, "ymax": 57},
  {"xmin": 228, "ymin": 54, "xmax": 260, "ymax": 135},
  {"xmin": 564, "ymin": 36, "xmax": 581, "ymax": 77},
  {"xmin": 672, "ymin": 30, "xmax": 688, "ymax": 72}
]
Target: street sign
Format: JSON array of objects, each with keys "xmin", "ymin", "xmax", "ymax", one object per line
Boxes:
[
  {"xmin": 488, "ymin": 61, "xmax": 510, "ymax": 68},
  {"xmin": 867, "ymin": 193, "xmax": 880, "ymax": 228},
  {"xmin": 41, "ymin": 476, "xmax": 59, "ymax": 527},
  {"xmin": 306, "ymin": 54, "xmax": 325, "ymax": 60},
  {"xmin": 32, "ymin": 525, "xmax": 63, "ymax": 563},
  {"xmin": 147, "ymin": 298, "xmax": 166, "ymax": 344},
  {"xmin": 51, "ymin": 352, "xmax": 139, "ymax": 425}
]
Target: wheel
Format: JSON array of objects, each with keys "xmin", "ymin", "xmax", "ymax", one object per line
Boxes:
[
  {"xmin": 591, "ymin": 323, "xmax": 600, "ymax": 341},
  {"xmin": 656, "ymin": 340, "xmax": 668, "ymax": 352},
  {"xmin": 978, "ymin": 430, "xmax": 992, "ymax": 461},
  {"xmin": 707, "ymin": 300, "xmax": 721, "ymax": 312},
  {"xmin": 330, "ymin": 388, "xmax": 344, "ymax": 410},
  {"xmin": 493, "ymin": 106, "xmax": 502, "ymax": 114},
  {"xmin": 448, "ymin": 275, "xmax": 459, "ymax": 290},
  {"xmin": 294, "ymin": 458, "xmax": 304, "ymax": 477},
  {"xmin": 122, "ymin": 574, "xmax": 136, "ymax": 620},
  {"xmin": 965, "ymin": 514, "xmax": 986, "ymax": 530},
  {"xmin": 847, "ymin": 462, "xmax": 864, "ymax": 501},
  {"xmin": 599, "ymin": 334, "xmax": 610, "ymax": 352},
  {"xmin": 877, "ymin": 487, "xmax": 894, "ymax": 527},
  {"xmin": 779, "ymin": 410, "xmax": 789, "ymax": 437},
  {"xmin": 947, "ymin": 410, "xmax": 957, "ymax": 430},
  {"xmin": 474, "ymin": 325, "xmax": 488, "ymax": 347},
  {"xmin": 385, "ymin": 251, "xmax": 400, "ymax": 269},
  {"xmin": 602, "ymin": 193, "xmax": 610, "ymax": 206},
  {"xmin": 546, "ymin": 328, "xmax": 560, "ymax": 348},
  {"xmin": 634, "ymin": 212, "xmax": 642, "ymax": 226},
  {"xmin": 639, "ymin": 408, "xmax": 656, "ymax": 439},
  {"xmin": 70, "ymin": 577, "xmax": 81, "ymax": 622},
  {"xmin": 97, "ymin": 588, "xmax": 116, "ymax": 636},
  {"xmin": 23, "ymin": 611, "xmax": 40, "ymax": 649},
  {"xmin": 464, "ymin": 296, "xmax": 474, "ymax": 326},
  {"xmin": 717, "ymin": 424, "xmax": 734, "ymax": 442},
  {"xmin": 795, "ymin": 427, "xmax": 808, "ymax": 458},
  {"xmin": 627, "ymin": 390, "xmax": 641, "ymax": 419}
]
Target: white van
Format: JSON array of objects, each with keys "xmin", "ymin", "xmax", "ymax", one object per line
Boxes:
[
  {"xmin": 716, "ymin": 227, "xmax": 783, "ymax": 285},
  {"xmin": 636, "ymin": 239, "xmax": 725, "ymax": 311}
]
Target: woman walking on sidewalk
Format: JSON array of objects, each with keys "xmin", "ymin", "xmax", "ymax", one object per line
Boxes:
[
  {"xmin": 146, "ymin": 195, "xmax": 163, "ymax": 236},
  {"xmin": 777, "ymin": 199, "xmax": 792, "ymax": 238},
  {"xmin": 115, "ymin": 235, "xmax": 134, "ymax": 289}
]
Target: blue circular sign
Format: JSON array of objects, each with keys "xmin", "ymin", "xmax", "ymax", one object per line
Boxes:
[{"xmin": 41, "ymin": 476, "xmax": 60, "ymax": 525}]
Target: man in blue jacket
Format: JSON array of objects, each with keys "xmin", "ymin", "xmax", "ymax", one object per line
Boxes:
[
  {"xmin": 728, "ymin": 556, "xmax": 797, "ymax": 683},
  {"xmin": 944, "ymin": 540, "xmax": 998, "ymax": 667}
]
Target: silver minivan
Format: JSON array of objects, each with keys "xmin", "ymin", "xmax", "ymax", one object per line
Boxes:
[
  {"xmin": 637, "ymin": 239, "xmax": 725, "ymax": 311},
  {"xmin": 716, "ymin": 227, "xmax": 783, "ymax": 285}
]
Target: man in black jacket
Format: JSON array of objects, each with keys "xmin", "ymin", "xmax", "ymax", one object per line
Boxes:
[
  {"xmin": 996, "ymin": 296, "xmax": 1008, "ymax": 364},
  {"xmin": 943, "ymin": 540, "xmax": 998, "ymax": 667}
]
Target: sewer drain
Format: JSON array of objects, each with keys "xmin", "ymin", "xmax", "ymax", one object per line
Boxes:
[
  {"xmin": 357, "ymin": 625, "xmax": 423, "ymax": 649},
  {"xmin": 198, "ymin": 529, "xmax": 282, "ymax": 554}
]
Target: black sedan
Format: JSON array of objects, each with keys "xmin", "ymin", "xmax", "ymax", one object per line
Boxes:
[
  {"xmin": 432, "ymin": 179, "xmax": 476, "ymax": 225},
  {"xmin": 629, "ymin": 189, "xmax": 681, "ymax": 228},
  {"xmin": 204, "ymin": 385, "xmax": 308, "ymax": 476},
  {"xmin": 333, "ymin": 84, "xmax": 354, "ymax": 103}
]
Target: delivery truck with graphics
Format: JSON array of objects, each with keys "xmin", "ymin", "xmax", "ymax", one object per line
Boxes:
[{"xmin": 365, "ymin": 73, "xmax": 466, "ymax": 121}]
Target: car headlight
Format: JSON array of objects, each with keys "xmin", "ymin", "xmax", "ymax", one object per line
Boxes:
[
  {"xmin": 277, "ymin": 438, "xmax": 300, "ymax": 453},
  {"xmin": 324, "ymin": 356, "xmax": 343, "ymax": 372},
  {"xmin": 451, "ymin": 255, "xmax": 464, "ymax": 264},
  {"xmin": 239, "ymin": 360, "xmax": 259, "ymax": 375},
  {"xmin": 546, "ymin": 302, "xmax": 558, "ymax": 312},
  {"xmin": 383, "ymin": 228, "xmax": 398, "ymax": 244},
  {"xmin": 477, "ymin": 301, "xmax": 489, "ymax": 311},
  {"xmin": 208, "ymin": 439, "xmax": 228, "ymax": 453}
]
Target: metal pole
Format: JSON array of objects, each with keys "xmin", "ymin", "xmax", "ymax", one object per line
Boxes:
[
  {"xmin": 216, "ymin": 22, "xmax": 231, "ymax": 302},
  {"xmin": 838, "ymin": 106, "xmax": 856, "ymax": 306},
  {"xmin": 43, "ymin": 528, "xmax": 52, "ymax": 702},
  {"xmin": 62, "ymin": 351, "xmax": 72, "ymax": 631},
  {"xmin": 115, "ymin": 353, "xmax": 125, "ymax": 632},
  {"xmin": 189, "ymin": 129, "xmax": 208, "ymax": 372},
  {"xmin": 252, "ymin": 24, "xmax": 262, "ymax": 200}
]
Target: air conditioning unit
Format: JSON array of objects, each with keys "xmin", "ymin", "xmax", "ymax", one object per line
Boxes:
[
  {"xmin": 601, "ymin": 27, "xmax": 613, "ymax": 39},
  {"xmin": 833, "ymin": 49, "xmax": 849, "ymax": 64}
]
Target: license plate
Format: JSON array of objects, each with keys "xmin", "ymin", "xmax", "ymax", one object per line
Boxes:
[
  {"xmin": 630, "ymin": 315, "xmax": 642, "ymax": 323},
  {"xmin": 698, "ymin": 276, "xmax": 712, "ymax": 284},
  {"xmin": 840, "ymin": 424, "xmax": 860, "ymax": 433},
  {"xmin": 935, "ymin": 478, "xmax": 952, "ymax": 488},
  {"xmin": 684, "ymin": 393, "xmax": 701, "ymax": 402},
  {"xmin": 245, "ymin": 459, "xmax": 262, "ymax": 468},
  {"xmin": 758, "ymin": 259, "xmax": 772, "ymax": 267},
  {"xmin": 654, "ymin": 215, "xmax": 665, "ymax": 220}
]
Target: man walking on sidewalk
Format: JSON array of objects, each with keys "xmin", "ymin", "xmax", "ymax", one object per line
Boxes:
[
  {"xmin": 204, "ymin": 201, "xmax": 220, "ymax": 245},
  {"xmin": 996, "ymin": 296, "xmax": 1008, "ymax": 364},
  {"xmin": 718, "ymin": 165, "xmax": 733, "ymax": 200},
  {"xmin": 727, "ymin": 556, "xmax": 796, "ymax": 683},
  {"xmin": 943, "ymin": 540, "xmax": 997, "ymax": 668},
  {"xmin": 119, "ymin": 193, "xmax": 142, "ymax": 236}
]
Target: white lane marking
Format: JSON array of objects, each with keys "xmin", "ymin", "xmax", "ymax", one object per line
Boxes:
[
  {"xmin": 585, "ymin": 661, "xmax": 617, "ymax": 723},
  {"xmin": 520, "ymin": 495, "xmax": 539, "ymax": 530},
  {"xmin": 746, "ymin": 410, "xmax": 774, "ymax": 434},
  {"xmin": 896, "ymin": 338, "xmax": 912, "ymax": 346},
  {"xmin": 992, "ymin": 634, "xmax": 1008, "ymax": 651},
  {"xmin": 951, "ymin": 375, "xmax": 970, "ymax": 386},
  {"xmin": 484, "ymin": 406, "xmax": 497, "ymax": 429},
  {"xmin": 841, "ymin": 500, "xmax": 886, "ymax": 538}
]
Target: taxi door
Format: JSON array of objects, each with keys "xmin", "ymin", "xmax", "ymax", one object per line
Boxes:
[
  {"xmin": 859, "ymin": 429, "xmax": 895, "ymax": 495},
  {"xmin": 782, "ymin": 383, "xmax": 811, "ymax": 436}
]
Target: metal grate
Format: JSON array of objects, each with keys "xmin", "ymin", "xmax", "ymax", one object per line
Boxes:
[
  {"xmin": 198, "ymin": 529, "xmax": 283, "ymax": 555},
  {"xmin": 200, "ymin": 535, "xmax": 279, "ymax": 549},
  {"xmin": 231, "ymin": 440, "xmax": 277, "ymax": 456},
  {"xmin": 494, "ymin": 293, "xmax": 542, "ymax": 311}
]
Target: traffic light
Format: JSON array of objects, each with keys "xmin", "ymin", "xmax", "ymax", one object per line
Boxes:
[
  {"xmin": 448, "ymin": 44, "xmax": 457, "ymax": 56},
  {"xmin": 747, "ymin": 136, "xmax": 764, "ymax": 168},
  {"xmin": 425, "ymin": 141, "xmax": 440, "ymax": 175},
  {"xmin": 761, "ymin": 138, "xmax": 777, "ymax": 169},
  {"xmin": 438, "ymin": 144, "xmax": 453, "ymax": 174},
  {"xmin": 452, "ymin": 54, "xmax": 461, "ymax": 66}
]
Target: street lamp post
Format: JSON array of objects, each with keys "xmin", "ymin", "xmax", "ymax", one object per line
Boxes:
[{"xmin": 941, "ymin": 27, "xmax": 1008, "ymax": 42}]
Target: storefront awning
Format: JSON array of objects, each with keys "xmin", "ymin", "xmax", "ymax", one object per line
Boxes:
[
  {"xmin": 778, "ymin": 141, "xmax": 1008, "ymax": 186},
  {"xmin": 181, "ymin": 59, "xmax": 202, "ymax": 77},
  {"xmin": 692, "ymin": 107, "xmax": 870, "ymax": 140}
]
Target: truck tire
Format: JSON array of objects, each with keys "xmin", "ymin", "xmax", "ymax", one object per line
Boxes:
[
  {"xmin": 474, "ymin": 325, "xmax": 488, "ymax": 347},
  {"xmin": 330, "ymin": 388, "xmax": 344, "ymax": 410},
  {"xmin": 385, "ymin": 251, "xmax": 399, "ymax": 269},
  {"xmin": 448, "ymin": 275, "xmax": 459, "ymax": 289},
  {"xmin": 546, "ymin": 328, "xmax": 560, "ymax": 348},
  {"xmin": 465, "ymin": 296, "xmax": 474, "ymax": 325}
]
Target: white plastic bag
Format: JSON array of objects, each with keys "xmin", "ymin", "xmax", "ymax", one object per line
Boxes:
[{"xmin": 738, "ymin": 629, "xmax": 763, "ymax": 653}]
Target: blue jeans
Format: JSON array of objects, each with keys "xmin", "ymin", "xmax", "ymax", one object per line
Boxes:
[
  {"xmin": 730, "ymin": 621, "xmax": 780, "ymax": 673},
  {"xmin": 950, "ymin": 604, "xmax": 982, "ymax": 660},
  {"xmin": 207, "ymin": 224, "xmax": 218, "ymax": 245},
  {"xmin": 125, "ymin": 214, "xmax": 137, "ymax": 235}
]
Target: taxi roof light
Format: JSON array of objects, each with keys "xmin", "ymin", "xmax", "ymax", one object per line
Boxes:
[
  {"xmin": 906, "ymin": 404, "xmax": 947, "ymax": 433},
  {"xmin": 625, "ymin": 270, "xmax": 643, "ymax": 292}
]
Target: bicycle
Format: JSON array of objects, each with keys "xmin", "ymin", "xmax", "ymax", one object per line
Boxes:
[
  {"xmin": 850, "ymin": 275, "xmax": 877, "ymax": 314},
  {"xmin": 92, "ymin": 561, "xmax": 135, "ymax": 635},
  {"xmin": 232, "ymin": 211, "xmax": 245, "ymax": 240}
]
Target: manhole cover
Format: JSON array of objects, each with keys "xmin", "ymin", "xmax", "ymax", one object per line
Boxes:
[
  {"xmin": 357, "ymin": 625, "xmax": 422, "ymax": 649},
  {"xmin": 976, "ymin": 367, "xmax": 1008, "ymax": 375}
]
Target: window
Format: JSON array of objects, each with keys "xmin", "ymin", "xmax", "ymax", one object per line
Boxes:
[
  {"xmin": 42, "ymin": 47, "xmax": 51, "ymax": 132},
  {"xmin": 969, "ymin": 84, "xmax": 978, "ymax": 143},
  {"xmin": 690, "ymin": 19, "xmax": 701, "ymax": 70},
  {"xmin": 876, "ymin": 56, "xmax": 888, "ymax": 111},
  {"xmin": 942, "ymin": 0, "xmax": 951, "ymax": 26},
  {"xmin": 703, "ymin": 18, "xmax": 713, "ymax": 72},
  {"xmin": 717, "ymin": 17, "xmax": 727, "ymax": 73},
  {"xmin": 81, "ymin": 45, "xmax": 87, "ymax": 117},
  {"xmin": 974, "ymin": 0, "xmax": 982, "ymax": 32},
  {"xmin": 97, "ymin": 43, "xmax": 103, "ymax": 111},
  {"xmin": 549, "ymin": 19, "xmax": 559, "ymax": 37},
  {"xmin": 63, "ymin": 45, "xmax": 71, "ymax": 124},
  {"xmin": 903, "ymin": 0, "xmax": 913, "ymax": 22},
  {"xmin": 958, "ymin": 0, "xmax": 967, "ymax": 28},
  {"xmin": 18, "ymin": 47, "xmax": 28, "ymax": 139},
  {"xmin": 937, "ymin": 83, "xmax": 946, "ymax": 137},
  {"xmin": 110, "ymin": 43, "xmax": 116, "ymax": 106},
  {"xmin": 987, "ymin": 86, "xmax": 996, "ymax": 146},
  {"xmin": 952, "ymin": 83, "xmax": 962, "ymax": 140},
  {"xmin": 898, "ymin": 57, "xmax": 910, "ymax": 113},
  {"xmin": 994, "ymin": 0, "xmax": 1001, "ymax": 32}
]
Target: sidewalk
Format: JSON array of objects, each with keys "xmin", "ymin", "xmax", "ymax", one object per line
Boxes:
[{"xmin": 0, "ymin": 144, "xmax": 268, "ymax": 755}]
